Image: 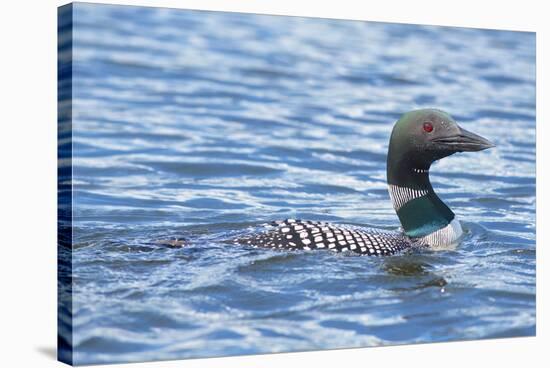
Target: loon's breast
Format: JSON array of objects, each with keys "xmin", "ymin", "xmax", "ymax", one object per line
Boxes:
[
  {"xmin": 233, "ymin": 219, "xmax": 413, "ymax": 256},
  {"xmin": 414, "ymin": 218, "xmax": 463, "ymax": 249}
]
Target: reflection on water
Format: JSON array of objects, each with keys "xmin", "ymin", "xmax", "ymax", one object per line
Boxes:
[{"xmin": 59, "ymin": 3, "xmax": 535, "ymax": 365}]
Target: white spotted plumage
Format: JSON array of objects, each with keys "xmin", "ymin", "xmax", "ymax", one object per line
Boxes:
[{"xmin": 233, "ymin": 219, "xmax": 412, "ymax": 256}]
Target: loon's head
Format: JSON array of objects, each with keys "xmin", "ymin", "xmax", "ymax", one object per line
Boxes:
[
  {"xmin": 388, "ymin": 109, "xmax": 494, "ymax": 171},
  {"xmin": 386, "ymin": 108, "xmax": 494, "ymax": 242}
]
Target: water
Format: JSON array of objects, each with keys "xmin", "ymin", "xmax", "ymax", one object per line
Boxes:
[{"xmin": 59, "ymin": 3, "xmax": 536, "ymax": 365}]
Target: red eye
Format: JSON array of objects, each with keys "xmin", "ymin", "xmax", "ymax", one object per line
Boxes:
[{"xmin": 423, "ymin": 122, "xmax": 434, "ymax": 133}]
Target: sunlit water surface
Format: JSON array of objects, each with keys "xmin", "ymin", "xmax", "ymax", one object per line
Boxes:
[{"xmin": 60, "ymin": 3, "xmax": 535, "ymax": 365}]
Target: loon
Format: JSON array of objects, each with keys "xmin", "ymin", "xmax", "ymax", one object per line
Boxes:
[{"xmin": 233, "ymin": 109, "xmax": 494, "ymax": 256}]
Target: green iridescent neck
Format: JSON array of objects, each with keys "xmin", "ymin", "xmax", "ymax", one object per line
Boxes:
[{"xmin": 387, "ymin": 147, "xmax": 455, "ymax": 238}]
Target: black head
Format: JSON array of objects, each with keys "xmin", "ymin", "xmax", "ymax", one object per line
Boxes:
[{"xmin": 388, "ymin": 109, "xmax": 494, "ymax": 170}]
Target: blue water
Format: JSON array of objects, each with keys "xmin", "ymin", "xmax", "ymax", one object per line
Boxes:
[{"xmin": 60, "ymin": 3, "xmax": 536, "ymax": 365}]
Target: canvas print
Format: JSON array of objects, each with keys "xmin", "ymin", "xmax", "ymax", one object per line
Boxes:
[{"xmin": 57, "ymin": 2, "xmax": 536, "ymax": 366}]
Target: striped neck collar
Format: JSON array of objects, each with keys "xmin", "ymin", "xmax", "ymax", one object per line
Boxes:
[{"xmin": 387, "ymin": 166, "xmax": 455, "ymax": 238}]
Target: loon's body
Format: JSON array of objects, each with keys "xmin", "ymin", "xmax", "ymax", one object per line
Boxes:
[{"xmin": 233, "ymin": 109, "xmax": 494, "ymax": 255}]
